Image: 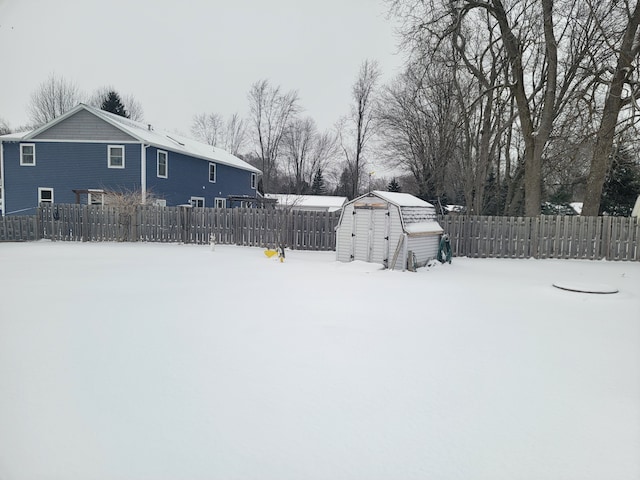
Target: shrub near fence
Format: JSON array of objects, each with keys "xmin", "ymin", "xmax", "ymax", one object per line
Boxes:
[{"xmin": 438, "ymin": 215, "xmax": 640, "ymax": 261}]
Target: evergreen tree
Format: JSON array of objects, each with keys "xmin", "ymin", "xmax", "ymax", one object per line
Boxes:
[
  {"xmin": 311, "ymin": 169, "xmax": 327, "ymax": 195},
  {"xmin": 387, "ymin": 178, "xmax": 401, "ymax": 192},
  {"xmin": 600, "ymin": 150, "xmax": 640, "ymax": 216},
  {"xmin": 101, "ymin": 91, "xmax": 129, "ymax": 118}
]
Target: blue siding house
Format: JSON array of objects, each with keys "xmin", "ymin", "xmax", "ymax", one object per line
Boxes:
[{"xmin": 0, "ymin": 104, "xmax": 261, "ymax": 215}]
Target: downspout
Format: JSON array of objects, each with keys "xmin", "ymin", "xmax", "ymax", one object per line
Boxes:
[
  {"xmin": 0, "ymin": 141, "xmax": 5, "ymax": 217},
  {"xmin": 141, "ymin": 144, "xmax": 149, "ymax": 204}
]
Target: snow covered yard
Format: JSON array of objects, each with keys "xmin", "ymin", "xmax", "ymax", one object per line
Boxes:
[{"xmin": 0, "ymin": 241, "xmax": 639, "ymax": 480}]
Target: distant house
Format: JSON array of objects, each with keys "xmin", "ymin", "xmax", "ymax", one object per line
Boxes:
[
  {"xmin": 0, "ymin": 104, "xmax": 261, "ymax": 215},
  {"xmin": 265, "ymin": 194, "xmax": 347, "ymax": 213}
]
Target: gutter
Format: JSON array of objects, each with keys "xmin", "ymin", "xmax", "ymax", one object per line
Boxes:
[{"xmin": 141, "ymin": 144, "xmax": 149, "ymax": 204}]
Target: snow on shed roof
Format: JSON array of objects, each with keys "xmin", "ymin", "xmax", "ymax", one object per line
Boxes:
[
  {"xmin": 371, "ymin": 191, "xmax": 435, "ymax": 208},
  {"xmin": 265, "ymin": 194, "xmax": 348, "ymax": 211},
  {"xmin": 19, "ymin": 104, "xmax": 261, "ymax": 174},
  {"xmin": 404, "ymin": 221, "xmax": 444, "ymax": 234}
]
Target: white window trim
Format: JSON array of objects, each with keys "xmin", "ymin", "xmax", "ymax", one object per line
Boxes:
[
  {"xmin": 251, "ymin": 173, "xmax": 257, "ymax": 189},
  {"xmin": 190, "ymin": 196, "xmax": 205, "ymax": 208},
  {"xmin": 215, "ymin": 197, "xmax": 226, "ymax": 209},
  {"xmin": 38, "ymin": 187, "xmax": 54, "ymax": 204},
  {"xmin": 108, "ymin": 145, "xmax": 125, "ymax": 169},
  {"xmin": 157, "ymin": 150, "xmax": 168, "ymax": 178},
  {"xmin": 20, "ymin": 143, "xmax": 36, "ymax": 166},
  {"xmin": 209, "ymin": 162, "xmax": 216, "ymax": 183},
  {"xmin": 88, "ymin": 191, "xmax": 104, "ymax": 206},
  {"xmin": 154, "ymin": 199, "xmax": 167, "ymax": 207}
]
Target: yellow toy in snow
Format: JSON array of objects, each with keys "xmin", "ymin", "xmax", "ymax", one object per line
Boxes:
[{"xmin": 264, "ymin": 247, "xmax": 285, "ymax": 262}]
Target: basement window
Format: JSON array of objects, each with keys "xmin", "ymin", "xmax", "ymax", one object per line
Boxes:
[
  {"xmin": 190, "ymin": 197, "xmax": 205, "ymax": 208},
  {"xmin": 38, "ymin": 187, "xmax": 54, "ymax": 204}
]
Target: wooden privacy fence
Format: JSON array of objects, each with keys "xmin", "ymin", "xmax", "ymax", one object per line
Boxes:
[
  {"xmin": 438, "ymin": 215, "xmax": 640, "ymax": 261},
  {"xmin": 27, "ymin": 204, "xmax": 340, "ymax": 250},
  {"xmin": 2, "ymin": 207, "xmax": 638, "ymax": 261},
  {"xmin": 0, "ymin": 215, "xmax": 39, "ymax": 241}
]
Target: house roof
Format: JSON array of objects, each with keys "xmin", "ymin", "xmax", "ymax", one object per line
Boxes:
[
  {"xmin": 3, "ymin": 104, "xmax": 261, "ymax": 174},
  {"xmin": 0, "ymin": 130, "xmax": 31, "ymax": 141},
  {"xmin": 265, "ymin": 194, "xmax": 348, "ymax": 212}
]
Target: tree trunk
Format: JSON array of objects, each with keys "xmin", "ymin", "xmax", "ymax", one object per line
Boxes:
[{"xmin": 582, "ymin": 3, "xmax": 640, "ymax": 216}]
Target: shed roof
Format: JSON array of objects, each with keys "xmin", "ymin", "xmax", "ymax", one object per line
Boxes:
[
  {"xmin": 371, "ymin": 191, "xmax": 435, "ymax": 208},
  {"xmin": 4, "ymin": 104, "xmax": 261, "ymax": 174}
]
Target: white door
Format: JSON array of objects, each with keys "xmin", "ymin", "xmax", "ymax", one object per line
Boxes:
[{"xmin": 352, "ymin": 207, "xmax": 388, "ymax": 263}]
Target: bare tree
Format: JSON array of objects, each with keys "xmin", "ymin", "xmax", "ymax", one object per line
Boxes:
[
  {"xmin": 225, "ymin": 113, "xmax": 248, "ymax": 156},
  {"xmin": 28, "ymin": 73, "xmax": 85, "ymax": 126},
  {"xmin": 582, "ymin": 1, "xmax": 640, "ymax": 215},
  {"xmin": 0, "ymin": 117, "xmax": 10, "ymax": 135},
  {"xmin": 379, "ymin": 64, "xmax": 462, "ymax": 202},
  {"xmin": 282, "ymin": 117, "xmax": 338, "ymax": 194},
  {"xmin": 191, "ymin": 112, "xmax": 248, "ymax": 155},
  {"xmin": 191, "ymin": 113, "xmax": 225, "ymax": 146},
  {"xmin": 248, "ymin": 79, "xmax": 299, "ymax": 192},
  {"xmin": 339, "ymin": 59, "xmax": 380, "ymax": 198},
  {"xmin": 390, "ymin": 0, "xmax": 608, "ymax": 215}
]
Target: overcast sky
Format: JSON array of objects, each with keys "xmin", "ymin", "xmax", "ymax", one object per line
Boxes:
[{"xmin": 0, "ymin": 0, "xmax": 405, "ymax": 137}]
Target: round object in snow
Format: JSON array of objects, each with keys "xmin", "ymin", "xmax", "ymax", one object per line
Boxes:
[{"xmin": 552, "ymin": 282, "xmax": 619, "ymax": 294}]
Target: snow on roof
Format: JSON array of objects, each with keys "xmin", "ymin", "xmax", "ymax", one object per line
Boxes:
[
  {"xmin": 404, "ymin": 221, "xmax": 444, "ymax": 234},
  {"xmin": 21, "ymin": 104, "xmax": 261, "ymax": 174},
  {"xmin": 0, "ymin": 131, "xmax": 31, "ymax": 141},
  {"xmin": 570, "ymin": 202, "xmax": 583, "ymax": 215},
  {"xmin": 632, "ymin": 196, "xmax": 640, "ymax": 218},
  {"xmin": 371, "ymin": 191, "xmax": 435, "ymax": 208},
  {"xmin": 265, "ymin": 194, "xmax": 348, "ymax": 211}
]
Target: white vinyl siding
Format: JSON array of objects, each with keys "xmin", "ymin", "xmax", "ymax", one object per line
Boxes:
[
  {"xmin": 335, "ymin": 204, "xmax": 355, "ymax": 262},
  {"xmin": 38, "ymin": 187, "xmax": 54, "ymax": 204},
  {"xmin": 108, "ymin": 145, "xmax": 125, "ymax": 168},
  {"xmin": 157, "ymin": 150, "xmax": 168, "ymax": 178},
  {"xmin": 20, "ymin": 144, "xmax": 36, "ymax": 166}
]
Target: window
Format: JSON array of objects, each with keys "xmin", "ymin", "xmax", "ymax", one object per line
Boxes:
[
  {"xmin": 190, "ymin": 197, "xmax": 205, "ymax": 208},
  {"xmin": 20, "ymin": 144, "xmax": 36, "ymax": 166},
  {"xmin": 38, "ymin": 187, "xmax": 54, "ymax": 204},
  {"xmin": 215, "ymin": 197, "xmax": 226, "ymax": 209},
  {"xmin": 209, "ymin": 163, "xmax": 216, "ymax": 183},
  {"xmin": 157, "ymin": 150, "xmax": 168, "ymax": 178},
  {"xmin": 154, "ymin": 199, "xmax": 167, "ymax": 207},
  {"xmin": 88, "ymin": 191, "xmax": 104, "ymax": 206},
  {"xmin": 251, "ymin": 173, "xmax": 257, "ymax": 189},
  {"xmin": 108, "ymin": 145, "xmax": 125, "ymax": 168}
]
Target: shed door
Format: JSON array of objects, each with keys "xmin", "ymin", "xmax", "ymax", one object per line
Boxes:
[{"xmin": 352, "ymin": 206, "xmax": 388, "ymax": 263}]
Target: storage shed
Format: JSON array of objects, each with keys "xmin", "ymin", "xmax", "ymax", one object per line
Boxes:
[{"xmin": 336, "ymin": 191, "xmax": 444, "ymax": 270}]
